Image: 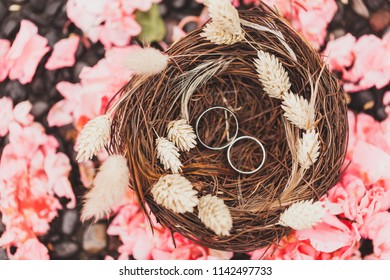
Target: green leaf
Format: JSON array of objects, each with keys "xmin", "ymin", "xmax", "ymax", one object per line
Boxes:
[{"xmin": 136, "ymin": 4, "xmax": 166, "ymax": 43}]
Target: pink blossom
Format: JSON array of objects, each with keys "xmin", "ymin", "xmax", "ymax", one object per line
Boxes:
[
  {"xmin": 296, "ymin": 209, "xmax": 360, "ymax": 254},
  {"xmin": 0, "ymin": 97, "xmax": 34, "ymax": 137},
  {"xmin": 360, "ymin": 212, "xmax": 390, "ymax": 259},
  {"xmin": 324, "ymin": 33, "xmax": 390, "ymax": 92},
  {"xmin": 47, "ymin": 47, "xmax": 136, "ymax": 130},
  {"xmin": 352, "ymin": 141, "xmax": 390, "ymax": 183},
  {"xmin": 263, "ymin": 0, "xmax": 338, "ymax": 49},
  {"xmin": 250, "ymin": 233, "xmax": 361, "ymax": 260},
  {"xmin": 106, "ymin": 191, "xmax": 232, "ymax": 260},
  {"xmin": 7, "ymin": 238, "xmax": 49, "ymax": 260},
  {"xmin": 323, "ymin": 33, "xmax": 356, "ymax": 72},
  {"xmin": 0, "ymin": 97, "xmax": 14, "ymax": 136},
  {"xmin": 0, "ymin": 103, "xmax": 74, "ymax": 259},
  {"xmin": 45, "ymin": 36, "xmax": 80, "ymax": 70},
  {"xmin": 0, "ymin": 39, "xmax": 11, "ymax": 82},
  {"xmin": 66, "ymin": 0, "xmax": 160, "ymax": 48},
  {"xmin": 348, "ymin": 111, "xmax": 390, "ymax": 156},
  {"xmin": 5, "ymin": 20, "xmax": 50, "ymax": 84}
]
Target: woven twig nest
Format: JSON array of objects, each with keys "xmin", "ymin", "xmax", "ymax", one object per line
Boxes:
[{"xmin": 91, "ymin": 2, "xmax": 348, "ymax": 252}]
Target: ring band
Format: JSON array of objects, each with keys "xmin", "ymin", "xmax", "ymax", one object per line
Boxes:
[
  {"xmin": 195, "ymin": 106, "xmax": 239, "ymax": 151},
  {"xmin": 227, "ymin": 136, "xmax": 266, "ymax": 174}
]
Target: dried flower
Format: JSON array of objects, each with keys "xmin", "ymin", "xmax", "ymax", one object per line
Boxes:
[
  {"xmin": 167, "ymin": 119, "xmax": 197, "ymax": 152},
  {"xmin": 81, "ymin": 155, "xmax": 129, "ymax": 222},
  {"xmin": 198, "ymin": 194, "xmax": 233, "ymax": 236},
  {"xmin": 151, "ymin": 174, "xmax": 199, "ymax": 214},
  {"xmin": 254, "ymin": 50, "xmax": 291, "ymax": 99},
  {"xmin": 124, "ymin": 47, "xmax": 169, "ymax": 75},
  {"xmin": 278, "ymin": 199, "xmax": 326, "ymax": 230},
  {"xmin": 281, "ymin": 92, "xmax": 315, "ymax": 130},
  {"xmin": 156, "ymin": 137, "xmax": 183, "ymax": 174},
  {"xmin": 297, "ymin": 129, "xmax": 321, "ymax": 169},
  {"xmin": 75, "ymin": 114, "xmax": 111, "ymax": 162},
  {"xmin": 201, "ymin": 0, "xmax": 244, "ymax": 45}
]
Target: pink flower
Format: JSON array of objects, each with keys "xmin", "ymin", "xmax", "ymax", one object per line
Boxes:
[
  {"xmin": 323, "ymin": 33, "xmax": 356, "ymax": 72},
  {"xmin": 106, "ymin": 190, "xmax": 232, "ymax": 260},
  {"xmin": 351, "ymin": 141, "xmax": 390, "ymax": 183},
  {"xmin": 47, "ymin": 47, "xmax": 136, "ymax": 130},
  {"xmin": 66, "ymin": 0, "xmax": 160, "ymax": 48},
  {"xmin": 0, "ymin": 97, "xmax": 34, "ymax": 137},
  {"xmin": 360, "ymin": 212, "xmax": 390, "ymax": 259},
  {"xmin": 5, "ymin": 20, "xmax": 50, "ymax": 84},
  {"xmin": 263, "ymin": 0, "xmax": 338, "ymax": 49},
  {"xmin": 325, "ymin": 33, "xmax": 390, "ymax": 92},
  {"xmin": 45, "ymin": 36, "xmax": 80, "ymax": 70},
  {"xmin": 97, "ymin": 1, "xmax": 141, "ymax": 48},
  {"xmin": 7, "ymin": 238, "xmax": 49, "ymax": 260},
  {"xmin": 0, "ymin": 104, "xmax": 74, "ymax": 259},
  {"xmin": 0, "ymin": 39, "xmax": 11, "ymax": 82},
  {"xmin": 296, "ymin": 206, "xmax": 360, "ymax": 254},
  {"xmin": 250, "ymin": 233, "xmax": 361, "ymax": 260}
]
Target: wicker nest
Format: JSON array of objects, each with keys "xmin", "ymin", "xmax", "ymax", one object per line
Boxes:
[{"xmin": 108, "ymin": 5, "xmax": 348, "ymax": 252}]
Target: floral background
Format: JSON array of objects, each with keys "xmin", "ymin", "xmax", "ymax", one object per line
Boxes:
[{"xmin": 0, "ymin": 0, "xmax": 389, "ymax": 260}]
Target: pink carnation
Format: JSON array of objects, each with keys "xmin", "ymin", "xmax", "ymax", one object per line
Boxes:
[
  {"xmin": 0, "ymin": 39, "xmax": 11, "ymax": 82},
  {"xmin": 0, "ymin": 102, "xmax": 74, "ymax": 259},
  {"xmin": 251, "ymin": 233, "xmax": 361, "ymax": 260},
  {"xmin": 3, "ymin": 20, "xmax": 50, "ymax": 84},
  {"xmin": 324, "ymin": 33, "xmax": 390, "ymax": 92},
  {"xmin": 47, "ymin": 46, "xmax": 137, "ymax": 130},
  {"xmin": 263, "ymin": 0, "xmax": 338, "ymax": 49},
  {"xmin": 66, "ymin": 0, "xmax": 160, "ymax": 48},
  {"xmin": 361, "ymin": 212, "xmax": 390, "ymax": 259},
  {"xmin": 0, "ymin": 97, "xmax": 34, "ymax": 137},
  {"xmin": 45, "ymin": 36, "xmax": 80, "ymax": 70},
  {"xmin": 106, "ymin": 191, "xmax": 233, "ymax": 260}
]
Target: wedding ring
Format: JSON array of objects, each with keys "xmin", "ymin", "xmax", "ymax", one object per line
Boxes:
[
  {"xmin": 195, "ymin": 106, "xmax": 239, "ymax": 150},
  {"xmin": 227, "ymin": 136, "xmax": 266, "ymax": 174}
]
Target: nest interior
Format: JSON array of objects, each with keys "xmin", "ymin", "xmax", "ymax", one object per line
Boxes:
[{"xmin": 109, "ymin": 6, "xmax": 348, "ymax": 252}]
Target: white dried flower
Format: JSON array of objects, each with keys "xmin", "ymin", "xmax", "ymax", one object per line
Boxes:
[
  {"xmin": 151, "ymin": 174, "xmax": 199, "ymax": 214},
  {"xmin": 201, "ymin": 0, "xmax": 244, "ymax": 45},
  {"xmin": 81, "ymin": 155, "xmax": 129, "ymax": 222},
  {"xmin": 198, "ymin": 194, "xmax": 233, "ymax": 236},
  {"xmin": 156, "ymin": 137, "xmax": 183, "ymax": 174},
  {"xmin": 297, "ymin": 129, "xmax": 321, "ymax": 169},
  {"xmin": 167, "ymin": 119, "xmax": 197, "ymax": 152},
  {"xmin": 124, "ymin": 47, "xmax": 169, "ymax": 75},
  {"xmin": 76, "ymin": 114, "xmax": 111, "ymax": 163},
  {"xmin": 281, "ymin": 92, "xmax": 316, "ymax": 130},
  {"xmin": 254, "ymin": 50, "xmax": 291, "ymax": 99},
  {"xmin": 278, "ymin": 199, "xmax": 326, "ymax": 230}
]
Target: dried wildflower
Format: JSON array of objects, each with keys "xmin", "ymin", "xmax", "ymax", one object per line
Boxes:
[
  {"xmin": 254, "ymin": 50, "xmax": 291, "ymax": 99},
  {"xmin": 124, "ymin": 47, "xmax": 169, "ymax": 75},
  {"xmin": 281, "ymin": 92, "xmax": 315, "ymax": 130},
  {"xmin": 75, "ymin": 114, "xmax": 111, "ymax": 162},
  {"xmin": 297, "ymin": 129, "xmax": 321, "ymax": 169},
  {"xmin": 151, "ymin": 174, "xmax": 199, "ymax": 214},
  {"xmin": 156, "ymin": 137, "xmax": 183, "ymax": 174},
  {"xmin": 201, "ymin": 0, "xmax": 244, "ymax": 45},
  {"xmin": 167, "ymin": 119, "xmax": 197, "ymax": 152},
  {"xmin": 198, "ymin": 194, "xmax": 233, "ymax": 236},
  {"xmin": 81, "ymin": 155, "xmax": 129, "ymax": 222},
  {"xmin": 278, "ymin": 199, "xmax": 326, "ymax": 230}
]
